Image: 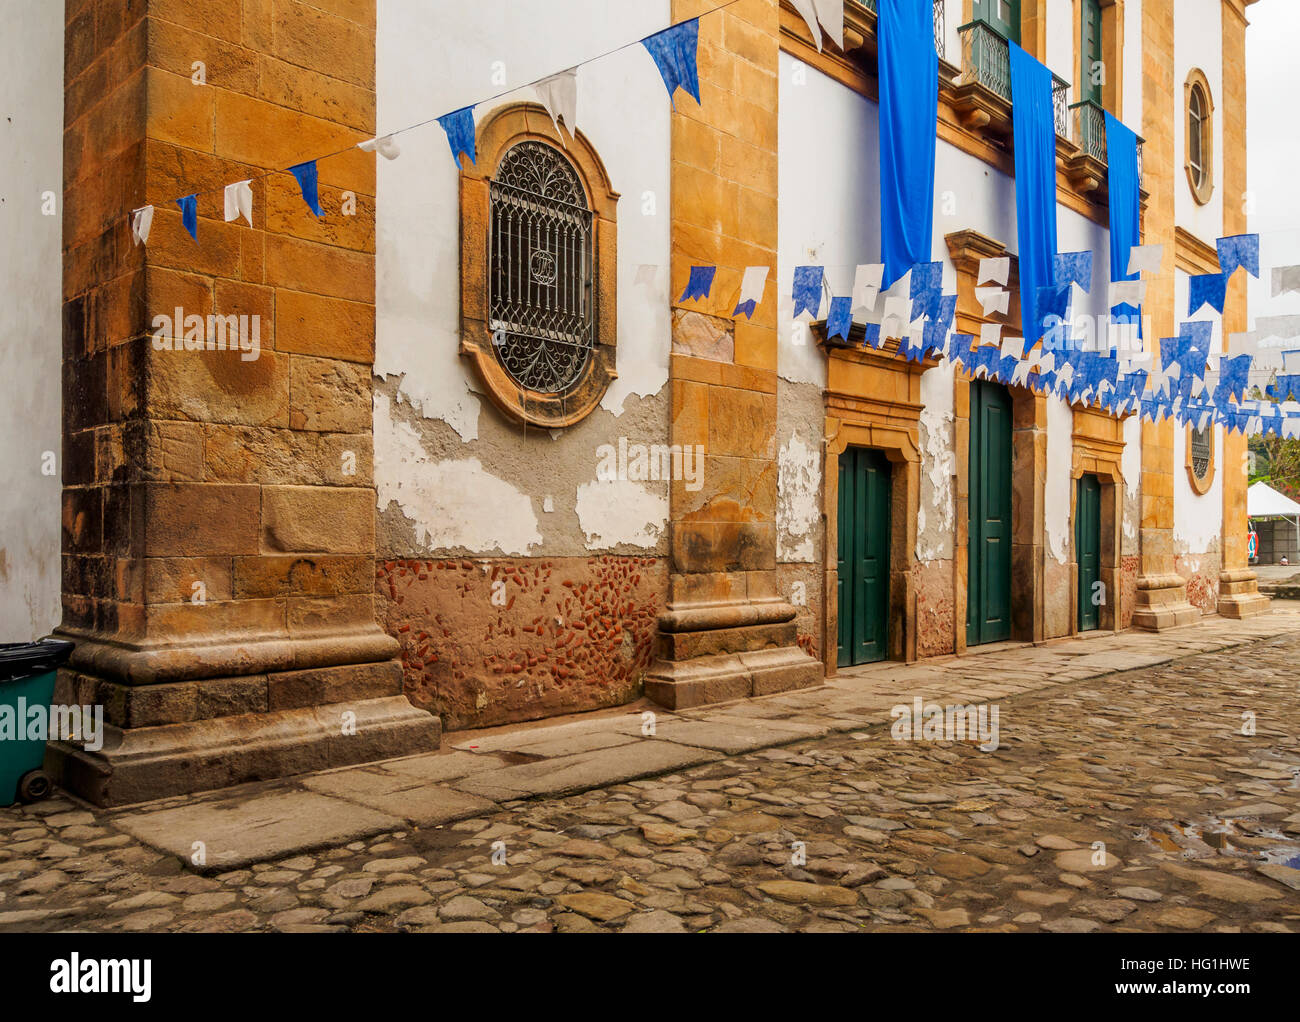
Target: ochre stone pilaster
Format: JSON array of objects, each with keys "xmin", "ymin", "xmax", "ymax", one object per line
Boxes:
[
  {"xmin": 1217, "ymin": 0, "xmax": 1269, "ymax": 618},
  {"xmin": 52, "ymin": 0, "xmax": 436, "ymax": 805},
  {"xmin": 1132, "ymin": 0, "xmax": 1198, "ymax": 630},
  {"xmin": 644, "ymin": 0, "xmax": 820, "ymax": 708}
]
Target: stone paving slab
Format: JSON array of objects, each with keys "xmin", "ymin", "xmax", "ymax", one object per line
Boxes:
[
  {"xmin": 301, "ymin": 769, "xmax": 497, "ymax": 828},
  {"xmin": 113, "ymin": 791, "xmax": 406, "ymax": 872},
  {"xmin": 450, "ymin": 741, "xmax": 722, "ymax": 801}
]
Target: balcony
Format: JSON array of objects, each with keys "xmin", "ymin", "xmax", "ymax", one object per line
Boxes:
[
  {"xmin": 1066, "ymin": 98, "xmax": 1146, "ymax": 195},
  {"xmin": 850, "ymin": 1, "xmax": 946, "ymax": 59},
  {"xmin": 952, "ymin": 20, "xmax": 1068, "ymax": 138}
]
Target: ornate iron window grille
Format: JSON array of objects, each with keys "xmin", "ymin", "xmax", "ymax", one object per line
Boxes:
[
  {"xmin": 1191, "ymin": 425, "xmax": 1212, "ymax": 480},
  {"xmin": 488, "ymin": 141, "xmax": 595, "ymax": 395}
]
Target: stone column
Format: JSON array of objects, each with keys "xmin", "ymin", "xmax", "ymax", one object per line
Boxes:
[
  {"xmin": 1217, "ymin": 0, "xmax": 1269, "ymax": 618},
  {"xmin": 53, "ymin": 0, "xmax": 437, "ymax": 805},
  {"xmin": 1132, "ymin": 0, "xmax": 1198, "ymax": 630},
  {"xmin": 643, "ymin": 0, "xmax": 821, "ymax": 708}
]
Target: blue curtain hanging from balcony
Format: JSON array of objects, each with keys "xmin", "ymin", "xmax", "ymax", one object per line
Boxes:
[
  {"xmin": 877, "ymin": 0, "xmax": 938, "ymax": 290},
  {"xmin": 1009, "ymin": 42, "xmax": 1059, "ymax": 347},
  {"xmin": 1104, "ymin": 111, "xmax": 1142, "ymax": 328}
]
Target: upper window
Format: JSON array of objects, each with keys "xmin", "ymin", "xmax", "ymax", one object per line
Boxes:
[
  {"xmin": 1080, "ymin": 0, "xmax": 1103, "ymax": 105},
  {"xmin": 458, "ymin": 104, "xmax": 619, "ymax": 429},
  {"xmin": 974, "ymin": 0, "xmax": 1020, "ymax": 43},
  {"xmin": 1184, "ymin": 70, "xmax": 1215, "ymax": 205}
]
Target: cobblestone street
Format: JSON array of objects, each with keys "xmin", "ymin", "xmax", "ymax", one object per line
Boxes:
[{"xmin": 3, "ymin": 627, "xmax": 1300, "ymax": 933}]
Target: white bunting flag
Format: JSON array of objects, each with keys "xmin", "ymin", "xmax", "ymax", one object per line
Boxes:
[
  {"xmin": 978, "ymin": 257, "xmax": 1010, "ymax": 286},
  {"xmin": 358, "ymin": 134, "xmax": 401, "ymax": 160},
  {"xmin": 812, "ymin": 0, "xmax": 844, "ymax": 50},
  {"xmin": 852, "ymin": 263, "xmax": 884, "ymax": 313},
  {"xmin": 975, "ymin": 286, "xmax": 1009, "ymax": 317},
  {"xmin": 1056, "ymin": 363, "xmax": 1075, "ymax": 388},
  {"xmin": 980, "ymin": 322, "xmax": 1002, "ymax": 348},
  {"xmin": 130, "ymin": 205, "xmax": 154, "ymax": 246},
  {"xmin": 1127, "ymin": 244, "xmax": 1164, "ymax": 276},
  {"xmin": 535, "ymin": 68, "xmax": 578, "ymax": 143},
  {"xmin": 1284, "ymin": 350, "xmax": 1300, "ymax": 375},
  {"xmin": 1108, "ymin": 280, "xmax": 1146, "ymax": 307},
  {"xmin": 1272, "ymin": 265, "xmax": 1300, "ymax": 297},
  {"xmin": 1257, "ymin": 314, "xmax": 1300, "ymax": 343},
  {"xmin": 738, "ymin": 265, "xmax": 770, "ymax": 306},
  {"xmin": 1253, "ymin": 348, "xmax": 1283, "ymax": 372},
  {"xmin": 223, "ymin": 180, "xmax": 253, "ymax": 227},
  {"xmin": 880, "ymin": 295, "xmax": 911, "ymax": 338},
  {"xmin": 1286, "ymin": 419, "xmax": 1300, "ymax": 439},
  {"xmin": 999, "ymin": 334, "xmax": 1022, "ymax": 360},
  {"xmin": 1228, "ymin": 331, "xmax": 1258, "ymax": 357},
  {"xmin": 790, "ymin": 0, "xmax": 823, "ymax": 51}
]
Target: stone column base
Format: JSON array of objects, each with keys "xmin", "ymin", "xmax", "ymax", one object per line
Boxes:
[
  {"xmin": 1131, "ymin": 573, "xmax": 1200, "ymax": 631},
  {"xmin": 642, "ymin": 608, "xmax": 822, "ymax": 710},
  {"xmin": 45, "ymin": 652, "xmax": 439, "ymax": 806},
  {"xmin": 1217, "ymin": 568, "xmax": 1272, "ymax": 619}
]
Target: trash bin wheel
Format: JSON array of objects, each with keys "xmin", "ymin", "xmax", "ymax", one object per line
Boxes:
[{"xmin": 17, "ymin": 770, "xmax": 51, "ymax": 803}]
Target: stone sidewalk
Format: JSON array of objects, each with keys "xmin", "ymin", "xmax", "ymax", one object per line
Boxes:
[{"xmin": 91, "ymin": 607, "xmax": 1300, "ymax": 872}]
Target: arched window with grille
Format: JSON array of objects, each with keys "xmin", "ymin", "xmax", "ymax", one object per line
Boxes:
[
  {"xmin": 459, "ymin": 104, "xmax": 620, "ymax": 429},
  {"xmin": 1187, "ymin": 422, "xmax": 1216, "ymax": 495},
  {"xmin": 489, "ymin": 141, "xmax": 595, "ymax": 396}
]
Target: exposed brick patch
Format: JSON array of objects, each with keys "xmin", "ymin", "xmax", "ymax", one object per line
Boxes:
[{"xmin": 376, "ymin": 556, "xmax": 667, "ymax": 730}]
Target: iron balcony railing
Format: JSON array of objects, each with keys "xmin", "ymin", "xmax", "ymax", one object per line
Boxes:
[
  {"xmin": 853, "ymin": 0, "xmax": 946, "ymax": 60},
  {"xmin": 958, "ymin": 20, "xmax": 1069, "ymax": 138},
  {"xmin": 1070, "ymin": 98, "xmax": 1146, "ymax": 187}
]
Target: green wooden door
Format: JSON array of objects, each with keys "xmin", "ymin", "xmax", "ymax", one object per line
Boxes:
[
  {"xmin": 1076, "ymin": 473, "xmax": 1102, "ymax": 631},
  {"xmin": 1081, "ymin": 0, "xmax": 1103, "ymax": 104},
  {"xmin": 967, "ymin": 382, "xmax": 1013, "ymax": 646},
  {"xmin": 837, "ymin": 447, "xmax": 892, "ymax": 667},
  {"xmin": 974, "ymin": 0, "xmax": 1021, "ymax": 43}
]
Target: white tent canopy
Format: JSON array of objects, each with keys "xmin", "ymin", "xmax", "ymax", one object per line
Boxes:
[{"xmin": 1248, "ymin": 481, "xmax": 1300, "ymax": 519}]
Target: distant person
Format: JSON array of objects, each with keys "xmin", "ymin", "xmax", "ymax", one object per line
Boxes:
[{"xmin": 1282, "ymin": 557, "xmax": 1291, "ymax": 567}]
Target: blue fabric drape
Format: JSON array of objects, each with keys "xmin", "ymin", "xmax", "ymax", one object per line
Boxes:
[
  {"xmin": 1009, "ymin": 43, "xmax": 1059, "ymax": 347},
  {"xmin": 877, "ymin": 0, "xmax": 938, "ymax": 290},
  {"xmin": 1104, "ymin": 111, "xmax": 1141, "ymax": 326}
]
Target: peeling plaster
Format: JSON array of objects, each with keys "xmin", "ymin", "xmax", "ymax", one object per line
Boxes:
[
  {"xmin": 777, "ymin": 430, "xmax": 821, "ymax": 563},
  {"xmin": 574, "ymin": 478, "xmax": 669, "ymax": 549},
  {"xmin": 1121, "ymin": 414, "xmax": 1141, "ymax": 551},
  {"xmin": 1045, "ymin": 397, "xmax": 1073, "ymax": 563},
  {"xmin": 917, "ymin": 364, "xmax": 955, "ymax": 562},
  {"xmin": 375, "ymin": 392, "xmax": 542, "ymax": 554}
]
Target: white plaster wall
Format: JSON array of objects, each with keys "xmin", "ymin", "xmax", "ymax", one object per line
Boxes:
[
  {"xmin": 1045, "ymin": 396, "xmax": 1074, "ymax": 561},
  {"xmin": 0, "ymin": 1, "xmax": 64, "ymax": 639},
  {"xmin": 1122, "ymin": 411, "xmax": 1142, "ymax": 548},
  {"xmin": 373, "ymin": 0, "xmax": 671, "ymax": 552},
  {"xmin": 777, "ymin": 53, "xmax": 870, "ymax": 386},
  {"xmin": 1173, "ymin": 0, "xmax": 1224, "ymax": 243}
]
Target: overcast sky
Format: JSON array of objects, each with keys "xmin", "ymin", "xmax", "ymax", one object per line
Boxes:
[{"xmin": 1247, "ymin": 0, "xmax": 1300, "ymax": 324}]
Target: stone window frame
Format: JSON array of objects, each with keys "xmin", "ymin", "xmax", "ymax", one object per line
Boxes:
[
  {"xmin": 459, "ymin": 103, "xmax": 620, "ymax": 429},
  {"xmin": 1185, "ymin": 421, "xmax": 1216, "ymax": 495},
  {"xmin": 1184, "ymin": 68, "xmax": 1215, "ymax": 207}
]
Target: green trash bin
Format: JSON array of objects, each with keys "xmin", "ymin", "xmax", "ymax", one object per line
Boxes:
[{"xmin": 0, "ymin": 639, "xmax": 75, "ymax": 807}]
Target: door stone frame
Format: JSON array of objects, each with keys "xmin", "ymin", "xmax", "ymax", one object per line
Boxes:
[
  {"xmin": 821, "ymin": 337, "xmax": 929, "ymax": 676},
  {"xmin": 1070, "ymin": 407, "xmax": 1127, "ymax": 633}
]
